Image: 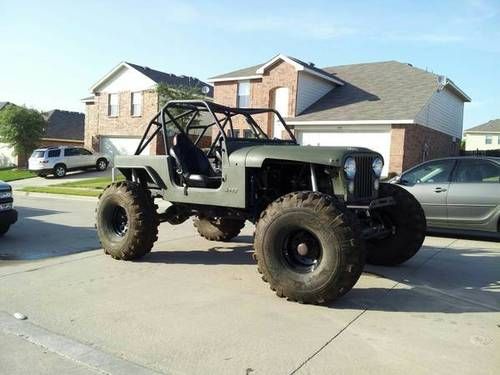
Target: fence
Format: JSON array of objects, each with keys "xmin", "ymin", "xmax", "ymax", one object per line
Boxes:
[{"xmin": 460, "ymin": 149, "xmax": 500, "ymax": 157}]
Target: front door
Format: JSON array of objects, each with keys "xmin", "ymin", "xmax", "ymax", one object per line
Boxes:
[
  {"xmin": 447, "ymin": 159, "xmax": 500, "ymax": 231},
  {"xmin": 63, "ymin": 147, "xmax": 82, "ymax": 168},
  {"xmin": 398, "ymin": 159, "xmax": 457, "ymax": 227}
]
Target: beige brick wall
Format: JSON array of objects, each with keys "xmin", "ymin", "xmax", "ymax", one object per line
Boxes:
[
  {"xmin": 389, "ymin": 123, "xmax": 459, "ymax": 175},
  {"xmin": 84, "ymin": 90, "xmax": 159, "ymax": 153},
  {"xmin": 214, "ymin": 60, "xmax": 298, "ymax": 136}
]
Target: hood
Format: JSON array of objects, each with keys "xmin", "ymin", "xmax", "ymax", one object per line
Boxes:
[
  {"xmin": 0, "ymin": 180, "xmax": 12, "ymax": 190},
  {"xmin": 229, "ymin": 144, "xmax": 381, "ymax": 168}
]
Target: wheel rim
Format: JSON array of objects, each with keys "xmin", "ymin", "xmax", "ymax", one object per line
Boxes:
[
  {"xmin": 98, "ymin": 161, "xmax": 106, "ymax": 169},
  {"xmin": 282, "ymin": 229, "xmax": 322, "ymax": 273},
  {"xmin": 111, "ymin": 206, "xmax": 128, "ymax": 237},
  {"xmin": 56, "ymin": 167, "xmax": 65, "ymax": 176}
]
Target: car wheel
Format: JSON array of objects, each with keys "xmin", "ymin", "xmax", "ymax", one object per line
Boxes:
[
  {"xmin": 0, "ymin": 223, "xmax": 10, "ymax": 236},
  {"xmin": 254, "ymin": 191, "xmax": 365, "ymax": 304},
  {"xmin": 96, "ymin": 158, "xmax": 108, "ymax": 171},
  {"xmin": 53, "ymin": 164, "xmax": 66, "ymax": 178}
]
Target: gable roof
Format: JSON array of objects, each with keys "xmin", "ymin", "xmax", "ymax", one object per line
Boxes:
[
  {"xmin": 0, "ymin": 101, "xmax": 11, "ymax": 111},
  {"xmin": 465, "ymin": 119, "xmax": 500, "ymax": 133},
  {"xmin": 208, "ymin": 54, "xmax": 344, "ymax": 85},
  {"xmin": 43, "ymin": 110, "xmax": 85, "ymax": 141},
  {"xmin": 289, "ymin": 60, "xmax": 470, "ymax": 123},
  {"xmin": 90, "ymin": 62, "xmax": 213, "ymax": 96}
]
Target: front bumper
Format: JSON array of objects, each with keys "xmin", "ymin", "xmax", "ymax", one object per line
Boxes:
[
  {"xmin": 28, "ymin": 168, "xmax": 52, "ymax": 173},
  {"xmin": 0, "ymin": 209, "xmax": 18, "ymax": 226}
]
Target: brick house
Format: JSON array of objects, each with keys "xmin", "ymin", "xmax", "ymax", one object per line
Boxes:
[
  {"xmin": 82, "ymin": 62, "xmax": 212, "ymax": 158},
  {"xmin": 41, "ymin": 110, "xmax": 84, "ymax": 148},
  {"xmin": 208, "ymin": 54, "xmax": 471, "ymax": 176}
]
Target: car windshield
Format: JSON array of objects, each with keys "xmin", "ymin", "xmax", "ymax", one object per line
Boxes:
[
  {"xmin": 31, "ymin": 150, "xmax": 45, "ymax": 158},
  {"xmin": 401, "ymin": 159, "xmax": 455, "ymax": 185}
]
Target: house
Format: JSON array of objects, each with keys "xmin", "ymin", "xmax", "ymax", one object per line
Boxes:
[
  {"xmin": 464, "ymin": 119, "xmax": 500, "ymax": 151},
  {"xmin": 0, "ymin": 103, "xmax": 85, "ymax": 167},
  {"xmin": 41, "ymin": 110, "xmax": 85, "ymax": 147},
  {"xmin": 208, "ymin": 54, "xmax": 471, "ymax": 176},
  {"xmin": 83, "ymin": 62, "xmax": 213, "ymax": 157}
]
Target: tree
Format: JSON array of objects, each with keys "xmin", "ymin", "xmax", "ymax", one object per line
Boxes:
[
  {"xmin": 156, "ymin": 83, "xmax": 206, "ymax": 129},
  {"xmin": 0, "ymin": 104, "xmax": 46, "ymax": 159},
  {"xmin": 156, "ymin": 83, "xmax": 205, "ymax": 107}
]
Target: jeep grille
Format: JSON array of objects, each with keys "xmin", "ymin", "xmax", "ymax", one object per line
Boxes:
[{"xmin": 353, "ymin": 155, "xmax": 375, "ymax": 200}]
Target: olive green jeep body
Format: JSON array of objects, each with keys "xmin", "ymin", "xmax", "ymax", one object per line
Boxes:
[{"xmin": 96, "ymin": 100, "xmax": 426, "ymax": 304}]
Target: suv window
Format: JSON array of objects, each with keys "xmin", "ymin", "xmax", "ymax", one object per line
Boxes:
[
  {"xmin": 64, "ymin": 148, "xmax": 79, "ymax": 157},
  {"xmin": 31, "ymin": 150, "xmax": 45, "ymax": 158},
  {"xmin": 401, "ymin": 159, "xmax": 455, "ymax": 185},
  {"xmin": 78, "ymin": 148, "xmax": 92, "ymax": 155},
  {"xmin": 453, "ymin": 159, "xmax": 500, "ymax": 183},
  {"xmin": 47, "ymin": 149, "xmax": 61, "ymax": 158}
]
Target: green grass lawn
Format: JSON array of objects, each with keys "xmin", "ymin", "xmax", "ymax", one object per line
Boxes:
[
  {"xmin": 22, "ymin": 176, "xmax": 124, "ymax": 197},
  {"xmin": 0, "ymin": 168, "xmax": 37, "ymax": 182}
]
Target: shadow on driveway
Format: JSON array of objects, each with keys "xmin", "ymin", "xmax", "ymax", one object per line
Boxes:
[
  {"xmin": 142, "ymin": 236, "xmax": 499, "ymax": 313},
  {"xmin": 0, "ymin": 206, "xmax": 100, "ymax": 261}
]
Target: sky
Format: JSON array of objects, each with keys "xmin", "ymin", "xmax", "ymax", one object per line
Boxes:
[{"xmin": 0, "ymin": 0, "xmax": 499, "ymax": 131}]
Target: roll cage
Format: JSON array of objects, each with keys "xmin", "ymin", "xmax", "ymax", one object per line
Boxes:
[{"xmin": 135, "ymin": 100, "xmax": 297, "ymax": 156}]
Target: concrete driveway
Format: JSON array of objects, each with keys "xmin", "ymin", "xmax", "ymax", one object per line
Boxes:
[
  {"xmin": 0, "ymin": 195, "xmax": 498, "ymax": 374},
  {"xmin": 9, "ymin": 169, "xmax": 111, "ymax": 190}
]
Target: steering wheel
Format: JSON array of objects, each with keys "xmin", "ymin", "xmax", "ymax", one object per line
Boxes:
[{"xmin": 213, "ymin": 143, "xmax": 223, "ymax": 164}]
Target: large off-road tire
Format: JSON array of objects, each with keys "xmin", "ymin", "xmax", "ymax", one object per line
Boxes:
[
  {"xmin": 193, "ymin": 216, "xmax": 245, "ymax": 241},
  {"xmin": 366, "ymin": 183, "xmax": 426, "ymax": 266},
  {"xmin": 254, "ymin": 191, "xmax": 365, "ymax": 304},
  {"xmin": 96, "ymin": 181, "xmax": 159, "ymax": 260}
]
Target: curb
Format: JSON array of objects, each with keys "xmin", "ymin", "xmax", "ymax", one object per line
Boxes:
[{"xmin": 14, "ymin": 191, "xmax": 98, "ymax": 202}]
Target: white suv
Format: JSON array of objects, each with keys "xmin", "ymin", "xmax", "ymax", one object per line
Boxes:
[{"xmin": 28, "ymin": 146, "xmax": 110, "ymax": 178}]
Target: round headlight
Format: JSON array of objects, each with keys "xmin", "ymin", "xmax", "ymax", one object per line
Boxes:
[
  {"xmin": 372, "ymin": 157, "xmax": 384, "ymax": 177},
  {"xmin": 344, "ymin": 157, "xmax": 356, "ymax": 180}
]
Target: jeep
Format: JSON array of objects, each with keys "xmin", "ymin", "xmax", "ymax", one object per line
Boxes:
[{"xmin": 96, "ymin": 100, "xmax": 426, "ymax": 304}]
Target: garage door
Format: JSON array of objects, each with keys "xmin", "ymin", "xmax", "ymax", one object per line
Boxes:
[
  {"xmin": 100, "ymin": 136, "xmax": 150, "ymax": 161},
  {"xmin": 297, "ymin": 130, "xmax": 391, "ymax": 176}
]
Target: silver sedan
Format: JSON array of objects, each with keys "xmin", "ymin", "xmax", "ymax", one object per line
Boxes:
[{"xmin": 392, "ymin": 156, "xmax": 500, "ymax": 236}]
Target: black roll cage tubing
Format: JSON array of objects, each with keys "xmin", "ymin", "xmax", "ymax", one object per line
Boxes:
[{"xmin": 134, "ymin": 100, "xmax": 297, "ymax": 156}]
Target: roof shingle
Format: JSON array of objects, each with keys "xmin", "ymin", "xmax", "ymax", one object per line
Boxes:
[
  {"xmin": 126, "ymin": 62, "xmax": 213, "ymax": 96},
  {"xmin": 293, "ymin": 61, "xmax": 441, "ymax": 121},
  {"xmin": 465, "ymin": 119, "xmax": 500, "ymax": 133},
  {"xmin": 43, "ymin": 110, "xmax": 85, "ymax": 140}
]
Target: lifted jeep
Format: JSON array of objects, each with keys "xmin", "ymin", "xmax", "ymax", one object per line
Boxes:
[{"xmin": 96, "ymin": 100, "xmax": 426, "ymax": 304}]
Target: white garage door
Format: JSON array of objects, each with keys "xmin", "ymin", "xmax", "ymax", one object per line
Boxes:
[
  {"xmin": 100, "ymin": 136, "xmax": 150, "ymax": 161},
  {"xmin": 297, "ymin": 130, "xmax": 391, "ymax": 176}
]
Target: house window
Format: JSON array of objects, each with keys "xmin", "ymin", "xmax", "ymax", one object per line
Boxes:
[
  {"xmin": 485, "ymin": 135, "xmax": 492, "ymax": 144},
  {"xmin": 231, "ymin": 129, "xmax": 240, "ymax": 138},
  {"xmin": 237, "ymin": 80, "xmax": 250, "ymax": 108},
  {"xmin": 108, "ymin": 93, "xmax": 119, "ymax": 117},
  {"xmin": 243, "ymin": 129, "xmax": 255, "ymax": 138},
  {"xmin": 131, "ymin": 92, "xmax": 142, "ymax": 117}
]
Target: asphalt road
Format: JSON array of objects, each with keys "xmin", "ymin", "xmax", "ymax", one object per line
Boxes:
[{"xmin": 0, "ymin": 194, "xmax": 499, "ymax": 374}]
